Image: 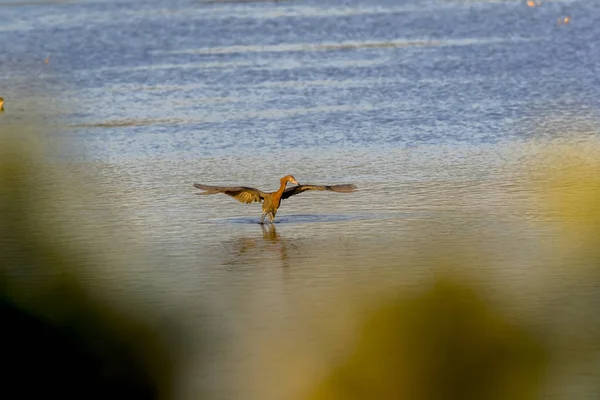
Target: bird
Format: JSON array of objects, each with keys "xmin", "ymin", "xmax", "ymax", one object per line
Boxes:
[{"xmin": 193, "ymin": 175, "xmax": 357, "ymax": 224}]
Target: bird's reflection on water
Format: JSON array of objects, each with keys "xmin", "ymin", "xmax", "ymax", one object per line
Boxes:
[
  {"xmin": 224, "ymin": 224, "xmax": 290, "ymax": 269},
  {"xmin": 260, "ymin": 223, "xmax": 281, "ymax": 243}
]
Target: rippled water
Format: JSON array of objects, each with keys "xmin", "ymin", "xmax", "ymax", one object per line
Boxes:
[{"xmin": 2, "ymin": 0, "xmax": 600, "ymax": 398}]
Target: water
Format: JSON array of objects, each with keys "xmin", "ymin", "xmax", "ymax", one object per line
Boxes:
[{"xmin": 2, "ymin": 0, "xmax": 600, "ymax": 398}]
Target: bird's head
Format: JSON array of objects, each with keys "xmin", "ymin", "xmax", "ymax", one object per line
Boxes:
[{"xmin": 281, "ymin": 175, "xmax": 299, "ymax": 186}]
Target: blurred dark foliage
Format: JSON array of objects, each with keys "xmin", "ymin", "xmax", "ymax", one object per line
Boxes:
[
  {"xmin": 0, "ymin": 295, "xmax": 173, "ymax": 399},
  {"xmin": 0, "ymin": 133, "xmax": 183, "ymax": 400}
]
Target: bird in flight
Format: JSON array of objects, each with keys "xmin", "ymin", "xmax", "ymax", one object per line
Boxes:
[{"xmin": 193, "ymin": 175, "xmax": 357, "ymax": 224}]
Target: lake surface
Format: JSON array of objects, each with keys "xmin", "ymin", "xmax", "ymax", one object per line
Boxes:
[{"xmin": 2, "ymin": 0, "xmax": 600, "ymax": 398}]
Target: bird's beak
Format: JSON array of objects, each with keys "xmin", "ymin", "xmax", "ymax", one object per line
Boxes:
[{"xmin": 291, "ymin": 179, "xmax": 299, "ymax": 185}]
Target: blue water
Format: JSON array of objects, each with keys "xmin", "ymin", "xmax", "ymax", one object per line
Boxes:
[{"xmin": 2, "ymin": 0, "xmax": 599, "ymax": 160}]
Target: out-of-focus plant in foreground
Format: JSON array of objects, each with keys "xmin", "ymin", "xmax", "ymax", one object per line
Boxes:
[
  {"xmin": 0, "ymin": 128, "xmax": 185, "ymax": 400},
  {"xmin": 302, "ymin": 137, "xmax": 600, "ymax": 400},
  {"xmin": 305, "ymin": 274, "xmax": 547, "ymax": 400}
]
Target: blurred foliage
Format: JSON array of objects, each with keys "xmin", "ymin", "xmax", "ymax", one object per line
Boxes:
[
  {"xmin": 306, "ymin": 276, "xmax": 547, "ymax": 400},
  {"xmin": 303, "ymin": 138, "xmax": 600, "ymax": 400},
  {"xmin": 0, "ymin": 130, "xmax": 184, "ymax": 399},
  {"xmin": 531, "ymin": 142, "xmax": 600, "ymax": 246}
]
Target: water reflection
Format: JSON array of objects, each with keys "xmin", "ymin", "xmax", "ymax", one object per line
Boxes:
[
  {"xmin": 225, "ymin": 224, "xmax": 290, "ymax": 269},
  {"xmin": 218, "ymin": 213, "xmax": 393, "ymax": 225},
  {"xmin": 260, "ymin": 223, "xmax": 281, "ymax": 243},
  {"xmin": 262, "ymin": 224, "xmax": 290, "ymax": 269}
]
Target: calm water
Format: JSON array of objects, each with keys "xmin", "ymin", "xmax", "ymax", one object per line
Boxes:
[{"xmin": 2, "ymin": 0, "xmax": 600, "ymax": 398}]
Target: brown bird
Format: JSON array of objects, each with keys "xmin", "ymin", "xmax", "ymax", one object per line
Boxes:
[{"xmin": 193, "ymin": 175, "xmax": 357, "ymax": 224}]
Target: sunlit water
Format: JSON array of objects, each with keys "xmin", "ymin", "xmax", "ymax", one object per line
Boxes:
[{"xmin": 2, "ymin": 0, "xmax": 600, "ymax": 398}]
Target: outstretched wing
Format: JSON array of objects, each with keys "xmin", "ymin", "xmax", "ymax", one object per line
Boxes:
[
  {"xmin": 281, "ymin": 184, "xmax": 357, "ymax": 200},
  {"xmin": 193, "ymin": 183, "xmax": 266, "ymax": 204}
]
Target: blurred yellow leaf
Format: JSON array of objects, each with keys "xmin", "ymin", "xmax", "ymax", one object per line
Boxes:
[{"xmin": 307, "ymin": 276, "xmax": 547, "ymax": 400}]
